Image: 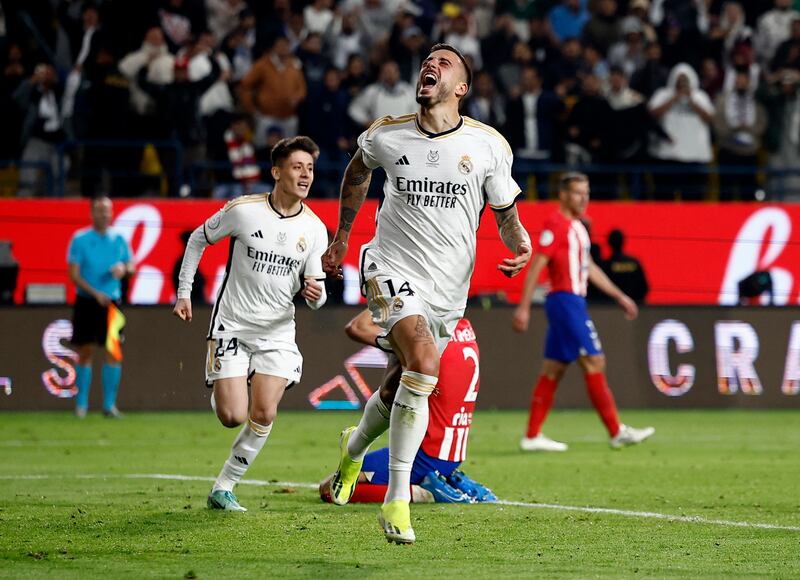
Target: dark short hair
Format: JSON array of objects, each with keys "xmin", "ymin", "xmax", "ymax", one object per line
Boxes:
[
  {"xmin": 429, "ymin": 43, "xmax": 472, "ymax": 90},
  {"xmin": 270, "ymin": 136, "xmax": 320, "ymax": 166},
  {"xmin": 559, "ymin": 172, "xmax": 589, "ymax": 192}
]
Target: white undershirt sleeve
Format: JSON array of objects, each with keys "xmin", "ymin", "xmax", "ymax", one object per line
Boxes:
[{"xmin": 177, "ymin": 226, "xmax": 209, "ymax": 300}]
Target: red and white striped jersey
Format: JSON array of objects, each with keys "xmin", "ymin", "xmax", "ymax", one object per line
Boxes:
[
  {"xmin": 421, "ymin": 318, "xmax": 480, "ymax": 462},
  {"xmin": 537, "ymin": 210, "xmax": 591, "ymax": 296},
  {"xmin": 225, "ymin": 129, "xmax": 261, "ymax": 184}
]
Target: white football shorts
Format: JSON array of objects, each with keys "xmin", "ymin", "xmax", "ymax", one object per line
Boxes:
[
  {"xmin": 362, "ymin": 272, "xmax": 461, "ymax": 355},
  {"xmin": 205, "ymin": 336, "xmax": 303, "ymax": 388}
]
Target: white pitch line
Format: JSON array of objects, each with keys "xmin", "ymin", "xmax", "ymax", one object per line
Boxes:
[{"xmin": 2, "ymin": 473, "xmax": 798, "ymax": 532}]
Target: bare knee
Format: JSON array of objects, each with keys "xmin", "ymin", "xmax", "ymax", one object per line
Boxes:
[
  {"xmin": 249, "ymin": 407, "xmax": 277, "ymax": 427},
  {"xmin": 580, "ymin": 355, "xmax": 606, "ymax": 374},
  {"xmin": 542, "ymin": 359, "xmax": 567, "ymax": 382},
  {"xmin": 405, "ymin": 352, "xmax": 440, "ymax": 378},
  {"xmin": 216, "ymin": 408, "xmax": 247, "ymax": 428}
]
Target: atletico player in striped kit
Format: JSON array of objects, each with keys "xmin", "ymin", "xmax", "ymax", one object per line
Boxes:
[
  {"xmin": 320, "ymin": 312, "xmax": 496, "ymax": 503},
  {"xmin": 512, "ymin": 173, "xmax": 655, "ymax": 451}
]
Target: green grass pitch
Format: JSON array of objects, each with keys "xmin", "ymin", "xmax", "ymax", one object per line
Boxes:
[{"xmin": 1, "ymin": 409, "xmax": 799, "ymax": 578}]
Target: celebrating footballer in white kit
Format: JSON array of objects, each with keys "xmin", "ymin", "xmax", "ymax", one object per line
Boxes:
[
  {"xmin": 322, "ymin": 43, "xmax": 532, "ymax": 544},
  {"xmin": 173, "ymin": 136, "xmax": 328, "ymax": 512}
]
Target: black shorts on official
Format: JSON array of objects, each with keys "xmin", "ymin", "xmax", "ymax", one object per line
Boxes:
[{"xmin": 71, "ymin": 295, "xmax": 115, "ymax": 346}]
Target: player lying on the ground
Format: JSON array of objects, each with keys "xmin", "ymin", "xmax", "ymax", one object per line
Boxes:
[{"xmin": 319, "ymin": 310, "xmax": 497, "ymax": 504}]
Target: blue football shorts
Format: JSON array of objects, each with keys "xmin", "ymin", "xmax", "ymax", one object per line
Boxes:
[{"xmin": 544, "ymin": 291, "xmax": 603, "ymax": 363}]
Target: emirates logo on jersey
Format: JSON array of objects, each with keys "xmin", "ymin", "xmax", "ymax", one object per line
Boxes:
[
  {"xmin": 458, "ymin": 154, "xmax": 473, "ymax": 175},
  {"xmin": 296, "ymin": 236, "xmax": 307, "ymax": 253}
]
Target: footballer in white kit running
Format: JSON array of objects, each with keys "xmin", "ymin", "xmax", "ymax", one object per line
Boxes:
[
  {"xmin": 322, "ymin": 43, "xmax": 532, "ymax": 544},
  {"xmin": 173, "ymin": 136, "xmax": 328, "ymax": 512}
]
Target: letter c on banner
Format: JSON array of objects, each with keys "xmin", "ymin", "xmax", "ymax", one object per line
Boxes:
[{"xmin": 648, "ymin": 319, "xmax": 695, "ymax": 396}]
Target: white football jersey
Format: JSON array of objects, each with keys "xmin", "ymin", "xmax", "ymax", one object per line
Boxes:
[
  {"xmin": 203, "ymin": 193, "xmax": 327, "ymax": 345},
  {"xmin": 358, "ymin": 114, "xmax": 520, "ymax": 310}
]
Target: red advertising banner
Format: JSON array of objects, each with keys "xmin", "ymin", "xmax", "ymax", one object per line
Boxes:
[{"xmin": 1, "ymin": 199, "xmax": 798, "ymax": 305}]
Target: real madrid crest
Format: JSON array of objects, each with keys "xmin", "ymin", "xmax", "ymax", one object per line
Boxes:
[
  {"xmin": 458, "ymin": 154, "xmax": 473, "ymax": 175},
  {"xmin": 213, "ymin": 358, "xmax": 222, "ymax": 372},
  {"xmin": 392, "ymin": 296, "xmax": 404, "ymax": 312},
  {"xmin": 296, "ymin": 235, "xmax": 307, "ymax": 253}
]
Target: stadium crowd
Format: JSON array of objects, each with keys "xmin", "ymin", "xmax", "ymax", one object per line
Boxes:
[{"xmin": 2, "ymin": 0, "xmax": 800, "ymax": 200}]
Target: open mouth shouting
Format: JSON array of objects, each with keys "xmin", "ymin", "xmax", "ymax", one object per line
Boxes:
[{"xmin": 418, "ymin": 69, "xmax": 439, "ymax": 96}]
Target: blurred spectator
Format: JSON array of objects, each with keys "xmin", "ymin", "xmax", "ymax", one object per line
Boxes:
[
  {"xmin": 304, "ymin": 0, "xmax": 336, "ymax": 35},
  {"xmin": 504, "ymin": 66, "xmax": 563, "ymax": 162},
  {"xmin": 61, "ymin": 3, "xmax": 103, "ymax": 136},
  {"xmin": 549, "ymin": 37, "xmax": 583, "ymax": 94},
  {"xmin": 755, "ymin": 0, "xmax": 800, "ymax": 66},
  {"xmin": 496, "ymin": 0, "xmax": 543, "ymax": 40},
  {"xmin": 221, "ymin": 14, "xmax": 256, "ymax": 83},
  {"xmin": 605, "ymin": 65, "xmax": 669, "ymax": 165},
  {"xmin": 713, "ymin": 70, "xmax": 767, "ymax": 200},
  {"xmin": 548, "ymin": 0, "xmax": 590, "ymax": 45},
  {"xmin": 603, "ymin": 229, "xmax": 649, "ymax": 303},
  {"xmin": 582, "ymin": 0, "xmax": 620, "ymax": 56},
  {"xmin": 648, "ymin": 63, "xmax": 714, "ymax": 200},
  {"xmin": 482, "ymin": 14, "xmax": 520, "ymax": 73},
  {"xmin": 723, "ymin": 41, "xmax": 760, "ymax": 93},
  {"xmin": 285, "ymin": 12, "xmax": 309, "ymax": 52},
  {"xmin": 341, "ymin": 53, "xmax": 370, "ymax": 98},
  {"xmin": 307, "ymin": 68, "xmax": 352, "ymax": 146},
  {"xmin": 581, "ymin": 44, "xmax": 610, "ymax": 87},
  {"xmin": 157, "ymin": 0, "xmax": 208, "ymax": 53},
  {"xmin": 608, "ymin": 16, "xmax": 646, "ymax": 77},
  {"xmin": 187, "ymin": 34, "xmax": 234, "ymax": 119},
  {"xmin": 240, "ymin": 36, "xmax": 306, "ymax": 147},
  {"xmin": 769, "ymin": 16, "xmax": 800, "ymax": 76},
  {"xmin": 119, "ymin": 27, "xmax": 174, "ymax": 126},
  {"xmin": 81, "ymin": 46, "xmax": 134, "ymax": 197},
  {"xmin": 443, "ymin": 15, "xmax": 483, "ymax": 70},
  {"xmin": 327, "ymin": 11, "xmax": 364, "ymax": 70},
  {"xmin": 137, "ymin": 53, "xmax": 220, "ymax": 194},
  {"xmin": 465, "ymin": 70, "xmax": 506, "ymax": 128},
  {"xmin": 709, "ymin": 2, "xmax": 752, "ymax": 65},
  {"xmin": 606, "ymin": 65, "xmax": 644, "ymax": 109},
  {"xmin": 630, "ymin": 40, "xmax": 668, "ymax": 97},
  {"xmin": 348, "ymin": 60, "xmax": 416, "ymax": 129},
  {"xmin": 565, "ymin": 74, "xmax": 616, "ymax": 196},
  {"xmin": 214, "ymin": 114, "xmax": 270, "ymax": 198},
  {"xmin": 14, "ymin": 64, "xmax": 65, "ymax": 197},
  {"xmin": 628, "ymin": 0, "xmax": 657, "ymax": 43},
  {"xmin": 391, "ymin": 25, "xmax": 430, "ymax": 84},
  {"xmin": 528, "ymin": 17, "xmax": 557, "ymax": 67},
  {"xmin": 699, "ymin": 56, "xmax": 724, "ymax": 100},
  {"xmin": 761, "ymin": 70, "xmax": 800, "ymax": 200},
  {"xmin": 498, "ymin": 40, "xmax": 536, "ymax": 95},
  {"xmin": 207, "ymin": 0, "xmax": 247, "ymax": 42},
  {"xmin": 297, "ymin": 32, "xmax": 331, "ymax": 94},
  {"xmin": 655, "ymin": 0, "xmax": 707, "ymax": 70},
  {"xmin": 0, "ymin": 43, "xmax": 27, "ymax": 159},
  {"xmin": 350, "ymin": 0, "xmax": 395, "ymax": 52}
]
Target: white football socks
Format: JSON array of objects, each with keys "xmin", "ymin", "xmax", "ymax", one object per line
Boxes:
[
  {"xmin": 385, "ymin": 371, "xmax": 436, "ymax": 504},
  {"xmin": 212, "ymin": 418, "xmax": 272, "ymax": 493},
  {"xmin": 347, "ymin": 390, "xmax": 391, "ymax": 462}
]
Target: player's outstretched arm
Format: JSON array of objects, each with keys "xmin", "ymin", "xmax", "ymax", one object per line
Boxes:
[
  {"xmin": 322, "ymin": 149, "xmax": 373, "ymax": 279},
  {"xmin": 173, "ymin": 225, "xmax": 209, "ymax": 323},
  {"xmin": 512, "ymin": 253, "xmax": 548, "ymax": 333},
  {"xmin": 588, "ymin": 261, "xmax": 638, "ymax": 320},
  {"xmin": 494, "ymin": 206, "xmax": 531, "ymax": 278}
]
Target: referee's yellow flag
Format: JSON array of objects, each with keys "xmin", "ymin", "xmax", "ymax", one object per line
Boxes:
[{"xmin": 106, "ymin": 304, "xmax": 126, "ymax": 362}]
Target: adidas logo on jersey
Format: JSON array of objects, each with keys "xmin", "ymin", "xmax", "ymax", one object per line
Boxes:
[
  {"xmin": 395, "ymin": 155, "xmax": 410, "ymax": 166},
  {"xmin": 251, "ymin": 230, "xmax": 264, "ymax": 238},
  {"xmin": 234, "ymin": 455, "xmax": 249, "ymax": 466}
]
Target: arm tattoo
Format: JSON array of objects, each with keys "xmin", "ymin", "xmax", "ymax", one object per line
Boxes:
[
  {"xmin": 496, "ymin": 207, "xmax": 531, "ymax": 253},
  {"xmin": 338, "ymin": 149, "xmax": 372, "ymax": 233}
]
